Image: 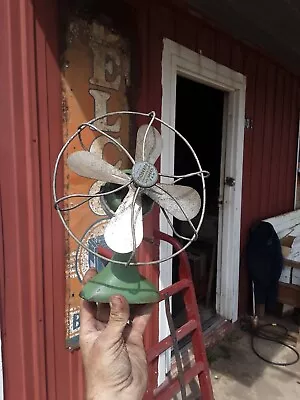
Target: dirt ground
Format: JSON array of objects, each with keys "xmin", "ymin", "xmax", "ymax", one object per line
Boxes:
[{"xmin": 174, "ymin": 315, "xmax": 300, "ymax": 399}]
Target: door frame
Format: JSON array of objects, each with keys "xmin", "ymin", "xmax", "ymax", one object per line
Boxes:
[{"xmin": 159, "ymin": 39, "xmax": 246, "ymax": 349}]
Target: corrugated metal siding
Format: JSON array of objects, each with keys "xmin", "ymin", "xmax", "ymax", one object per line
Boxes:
[
  {"xmin": 0, "ymin": 0, "xmax": 86, "ymax": 399},
  {"xmin": 0, "ymin": 0, "xmax": 48, "ymax": 399},
  {"xmin": 34, "ymin": 2, "xmax": 87, "ymax": 399},
  {"xmin": 139, "ymin": 2, "xmax": 300, "ymax": 313},
  {"xmin": 1, "ymin": 1, "xmax": 299, "ymax": 400}
]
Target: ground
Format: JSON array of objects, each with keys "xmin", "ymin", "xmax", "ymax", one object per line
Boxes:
[
  {"xmin": 173, "ymin": 315, "xmax": 300, "ymax": 399},
  {"xmin": 209, "ymin": 322, "xmax": 300, "ymax": 400}
]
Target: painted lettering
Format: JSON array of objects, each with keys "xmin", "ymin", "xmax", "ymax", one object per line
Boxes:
[
  {"xmin": 89, "ymin": 89, "xmax": 121, "ymax": 132},
  {"xmin": 72, "ymin": 313, "xmax": 80, "ymax": 331}
]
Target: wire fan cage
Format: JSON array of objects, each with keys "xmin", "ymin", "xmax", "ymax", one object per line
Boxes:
[{"xmin": 53, "ymin": 111, "xmax": 208, "ymax": 266}]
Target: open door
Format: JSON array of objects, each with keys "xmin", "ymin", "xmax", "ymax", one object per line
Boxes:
[
  {"xmin": 172, "ymin": 76, "xmax": 224, "ymax": 332},
  {"xmin": 158, "ymin": 39, "xmax": 246, "ymax": 382}
]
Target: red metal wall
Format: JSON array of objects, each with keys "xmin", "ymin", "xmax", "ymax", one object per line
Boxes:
[
  {"xmin": 133, "ymin": 1, "xmax": 300, "ymax": 313},
  {"xmin": 0, "ymin": 1, "xmax": 299, "ymax": 399},
  {"xmin": 0, "ymin": 0, "xmax": 74, "ymax": 399}
]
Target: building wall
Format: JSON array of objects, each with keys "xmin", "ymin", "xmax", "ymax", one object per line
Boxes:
[
  {"xmin": 1, "ymin": 1, "xmax": 299, "ymax": 400},
  {"xmin": 0, "ymin": 0, "xmax": 66, "ymax": 399},
  {"xmin": 134, "ymin": 1, "xmax": 300, "ymax": 314}
]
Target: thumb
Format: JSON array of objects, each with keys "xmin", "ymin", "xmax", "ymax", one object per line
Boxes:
[
  {"xmin": 80, "ymin": 268, "xmax": 98, "ymax": 335},
  {"xmin": 105, "ymin": 295, "xmax": 130, "ymax": 340}
]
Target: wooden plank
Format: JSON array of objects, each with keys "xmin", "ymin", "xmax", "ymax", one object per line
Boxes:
[
  {"xmin": 277, "ymin": 72, "xmax": 294, "ymax": 213},
  {"xmin": 174, "ymin": 10, "xmax": 198, "ymax": 52},
  {"xmin": 278, "ymin": 282, "xmax": 300, "ymax": 308},
  {"xmin": 283, "ymin": 259, "xmax": 300, "ymax": 270},
  {"xmin": 265, "ymin": 209, "xmax": 300, "ymax": 238},
  {"xmin": 135, "ymin": 5, "xmax": 149, "ymax": 115},
  {"xmin": 238, "ymin": 50, "xmax": 258, "ymax": 315},
  {"xmin": 34, "ymin": 2, "xmax": 63, "ymax": 397},
  {"xmin": 136, "ymin": 6, "xmax": 158, "ymax": 391},
  {"xmin": 240, "ymin": 50, "xmax": 258, "ymax": 244},
  {"xmin": 259, "ymin": 63, "xmax": 277, "ymax": 217},
  {"xmin": 197, "ymin": 24, "xmax": 216, "ymax": 60},
  {"xmin": 215, "ymin": 34, "xmax": 232, "ymax": 68},
  {"xmin": 268, "ymin": 69, "xmax": 286, "ymax": 215},
  {"xmin": 249, "ymin": 56, "xmax": 268, "ymax": 221},
  {"xmin": 144, "ymin": 5, "xmax": 175, "ymax": 391},
  {"xmin": 286, "ymin": 78, "xmax": 299, "ymax": 210},
  {"xmin": 0, "ymin": 163, "xmax": 3, "ymax": 400},
  {"xmin": 0, "ymin": 0, "xmax": 50, "ymax": 399},
  {"xmin": 148, "ymin": 4, "xmax": 175, "ymax": 114},
  {"xmin": 230, "ymin": 41, "xmax": 244, "ymax": 74},
  {"xmin": 292, "ymin": 268, "xmax": 300, "ymax": 285}
]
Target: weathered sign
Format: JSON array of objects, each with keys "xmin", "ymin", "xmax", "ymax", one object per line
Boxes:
[{"xmin": 61, "ymin": 19, "xmax": 131, "ymax": 348}]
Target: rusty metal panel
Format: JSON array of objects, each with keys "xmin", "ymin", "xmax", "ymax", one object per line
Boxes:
[{"xmin": 61, "ymin": 18, "xmax": 131, "ymax": 348}]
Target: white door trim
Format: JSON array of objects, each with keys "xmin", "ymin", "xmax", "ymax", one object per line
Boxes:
[{"xmin": 159, "ymin": 39, "xmax": 246, "ymax": 359}]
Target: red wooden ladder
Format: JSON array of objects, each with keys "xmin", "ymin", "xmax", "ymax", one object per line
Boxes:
[{"xmin": 144, "ymin": 230, "xmax": 214, "ymax": 400}]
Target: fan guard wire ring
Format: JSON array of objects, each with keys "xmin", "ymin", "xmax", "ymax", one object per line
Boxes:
[
  {"xmin": 54, "ymin": 180, "xmax": 133, "ymax": 212},
  {"xmin": 53, "ymin": 110, "xmax": 207, "ymax": 266},
  {"xmin": 125, "ymin": 186, "xmax": 141, "ymax": 267}
]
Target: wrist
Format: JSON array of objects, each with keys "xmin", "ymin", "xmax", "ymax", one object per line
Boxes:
[
  {"xmin": 87, "ymin": 391, "xmax": 143, "ymax": 400},
  {"xmin": 87, "ymin": 392, "xmax": 115, "ymax": 400}
]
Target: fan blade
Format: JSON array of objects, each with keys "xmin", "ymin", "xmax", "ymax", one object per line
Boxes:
[
  {"xmin": 146, "ymin": 183, "xmax": 201, "ymax": 221},
  {"xmin": 104, "ymin": 189, "xmax": 143, "ymax": 253},
  {"xmin": 67, "ymin": 151, "xmax": 130, "ymax": 185},
  {"xmin": 135, "ymin": 125, "xmax": 162, "ymax": 164}
]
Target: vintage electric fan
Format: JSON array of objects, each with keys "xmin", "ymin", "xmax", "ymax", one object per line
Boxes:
[{"xmin": 53, "ymin": 111, "xmax": 207, "ymax": 305}]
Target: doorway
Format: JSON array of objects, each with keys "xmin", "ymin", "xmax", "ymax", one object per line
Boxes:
[
  {"xmin": 158, "ymin": 38, "xmax": 246, "ymax": 383},
  {"xmin": 172, "ymin": 76, "xmax": 224, "ymax": 331}
]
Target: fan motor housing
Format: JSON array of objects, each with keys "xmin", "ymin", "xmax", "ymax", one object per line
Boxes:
[
  {"xmin": 132, "ymin": 161, "xmax": 158, "ymax": 188},
  {"xmin": 99, "ymin": 168, "xmax": 154, "ymax": 217}
]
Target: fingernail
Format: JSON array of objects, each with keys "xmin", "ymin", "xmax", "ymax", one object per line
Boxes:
[{"xmin": 110, "ymin": 296, "xmax": 122, "ymax": 308}]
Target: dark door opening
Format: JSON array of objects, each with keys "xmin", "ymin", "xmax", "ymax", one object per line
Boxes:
[{"xmin": 172, "ymin": 75, "xmax": 224, "ymax": 331}]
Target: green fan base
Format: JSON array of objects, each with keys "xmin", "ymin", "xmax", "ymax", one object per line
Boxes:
[{"xmin": 80, "ymin": 253, "xmax": 159, "ymax": 304}]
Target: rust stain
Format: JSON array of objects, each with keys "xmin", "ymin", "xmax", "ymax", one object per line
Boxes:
[{"xmin": 61, "ymin": 18, "xmax": 131, "ymax": 348}]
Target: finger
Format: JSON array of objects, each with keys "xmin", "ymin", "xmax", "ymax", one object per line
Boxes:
[
  {"xmin": 96, "ymin": 303, "xmax": 110, "ymax": 322},
  {"xmin": 80, "ymin": 299, "xmax": 98, "ymax": 334},
  {"xmin": 104, "ymin": 295, "xmax": 130, "ymax": 341},
  {"xmin": 82, "ymin": 270, "xmax": 111, "ymax": 323},
  {"xmin": 131, "ymin": 304, "xmax": 154, "ymax": 336},
  {"xmin": 80, "ymin": 268, "xmax": 98, "ymax": 334},
  {"xmin": 82, "ymin": 268, "xmax": 97, "ymax": 284}
]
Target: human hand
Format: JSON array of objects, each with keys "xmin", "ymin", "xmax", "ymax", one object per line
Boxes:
[{"xmin": 80, "ymin": 269, "xmax": 153, "ymax": 400}]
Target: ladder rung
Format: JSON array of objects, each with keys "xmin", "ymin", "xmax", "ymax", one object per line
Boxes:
[
  {"xmin": 159, "ymin": 279, "xmax": 191, "ymax": 299},
  {"xmin": 147, "ymin": 319, "xmax": 197, "ymax": 362},
  {"xmin": 145, "ymin": 231, "xmax": 214, "ymax": 399},
  {"xmin": 153, "ymin": 361, "xmax": 204, "ymax": 400}
]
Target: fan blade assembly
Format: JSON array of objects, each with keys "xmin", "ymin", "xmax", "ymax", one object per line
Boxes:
[
  {"xmin": 135, "ymin": 125, "xmax": 162, "ymax": 165},
  {"xmin": 55, "ymin": 113, "xmax": 206, "ymax": 307},
  {"xmin": 146, "ymin": 183, "xmax": 201, "ymax": 221},
  {"xmin": 67, "ymin": 151, "xmax": 130, "ymax": 185},
  {"xmin": 104, "ymin": 189, "xmax": 143, "ymax": 253}
]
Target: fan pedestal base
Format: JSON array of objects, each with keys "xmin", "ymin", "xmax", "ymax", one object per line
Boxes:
[{"xmin": 80, "ymin": 253, "xmax": 159, "ymax": 304}]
